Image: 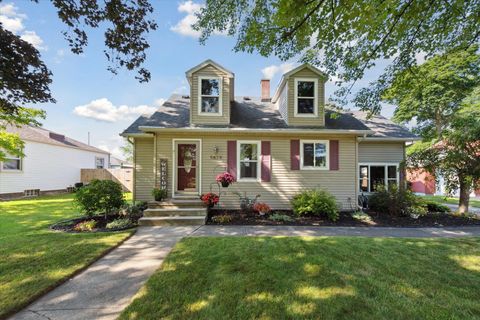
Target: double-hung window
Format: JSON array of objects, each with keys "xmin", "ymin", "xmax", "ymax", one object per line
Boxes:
[
  {"xmin": 237, "ymin": 141, "xmax": 260, "ymax": 180},
  {"xmin": 95, "ymin": 157, "xmax": 105, "ymax": 169},
  {"xmin": 359, "ymin": 164, "xmax": 398, "ymax": 192},
  {"xmin": 199, "ymin": 77, "xmax": 222, "ymax": 115},
  {"xmin": 294, "ymin": 78, "xmax": 318, "ymax": 116},
  {"xmin": 2, "ymin": 154, "xmax": 22, "ymax": 171},
  {"xmin": 301, "ymin": 140, "xmax": 329, "ymax": 170}
]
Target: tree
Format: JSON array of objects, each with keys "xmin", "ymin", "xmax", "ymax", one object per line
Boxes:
[
  {"xmin": 120, "ymin": 139, "xmax": 133, "ymax": 163},
  {"xmin": 0, "ymin": 0, "xmax": 157, "ymax": 161},
  {"xmin": 195, "ymin": 0, "xmax": 480, "ymax": 112},
  {"xmin": 407, "ymin": 87, "xmax": 480, "ymax": 213},
  {"xmin": 383, "ymin": 45, "xmax": 480, "ymax": 139}
]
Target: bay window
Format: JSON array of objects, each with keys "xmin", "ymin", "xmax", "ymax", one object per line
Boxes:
[{"xmin": 359, "ymin": 164, "xmax": 399, "ymax": 192}]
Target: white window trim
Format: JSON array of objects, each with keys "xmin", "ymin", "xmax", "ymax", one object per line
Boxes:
[
  {"xmin": 358, "ymin": 163, "xmax": 400, "ymax": 193},
  {"xmin": 1, "ymin": 155, "xmax": 23, "ymax": 172},
  {"xmin": 237, "ymin": 140, "xmax": 261, "ymax": 182},
  {"xmin": 300, "ymin": 140, "xmax": 329, "ymax": 170},
  {"xmin": 294, "ymin": 77, "xmax": 318, "ymax": 117},
  {"xmin": 198, "ymin": 76, "xmax": 223, "ymax": 116},
  {"xmin": 95, "ymin": 157, "xmax": 105, "ymax": 169}
]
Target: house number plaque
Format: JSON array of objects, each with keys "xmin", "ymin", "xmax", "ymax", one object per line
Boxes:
[{"xmin": 159, "ymin": 158, "xmax": 168, "ymax": 190}]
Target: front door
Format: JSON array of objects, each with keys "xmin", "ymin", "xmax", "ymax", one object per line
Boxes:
[{"xmin": 175, "ymin": 142, "xmax": 199, "ymax": 195}]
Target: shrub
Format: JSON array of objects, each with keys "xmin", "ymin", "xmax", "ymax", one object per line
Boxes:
[
  {"xmin": 152, "ymin": 188, "xmax": 167, "ymax": 201},
  {"xmin": 291, "ymin": 189, "xmax": 339, "ymax": 221},
  {"xmin": 424, "ymin": 201, "xmax": 451, "ymax": 213},
  {"xmin": 211, "ymin": 214, "xmax": 233, "ymax": 224},
  {"xmin": 351, "ymin": 211, "xmax": 373, "ymax": 223},
  {"xmin": 73, "ymin": 220, "xmax": 96, "ymax": 232},
  {"xmin": 74, "ymin": 182, "xmax": 84, "ymax": 189},
  {"xmin": 368, "ymin": 185, "xmax": 426, "ymax": 217},
  {"xmin": 106, "ymin": 218, "xmax": 133, "ymax": 230},
  {"xmin": 268, "ymin": 213, "xmax": 294, "ymax": 222},
  {"xmin": 253, "ymin": 202, "xmax": 271, "ymax": 215},
  {"xmin": 74, "ymin": 179, "xmax": 125, "ymax": 219},
  {"xmin": 121, "ymin": 203, "xmax": 145, "ymax": 221}
]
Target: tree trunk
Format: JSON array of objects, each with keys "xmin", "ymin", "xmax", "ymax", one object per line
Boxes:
[{"xmin": 458, "ymin": 177, "xmax": 470, "ymax": 214}]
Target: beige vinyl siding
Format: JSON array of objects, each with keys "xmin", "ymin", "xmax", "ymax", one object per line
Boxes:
[
  {"xmin": 151, "ymin": 132, "xmax": 357, "ymax": 210},
  {"xmin": 190, "ymin": 65, "xmax": 231, "ymax": 125},
  {"xmin": 358, "ymin": 142, "xmax": 405, "ymax": 163},
  {"xmin": 134, "ymin": 137, "xmax": 155, "ymax": 201},
  {"xmin": 276, "ymin": 82, "xmax": 288, "ymax": 123},
  {"xmin": 287, "ymin": 67, "xmax": 325, "ymax": 127}
]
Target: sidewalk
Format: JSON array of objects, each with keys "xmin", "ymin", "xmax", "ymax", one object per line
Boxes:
[{"xmin": 10, "ymin": 225, "xmax": 480, "ymax": 320}]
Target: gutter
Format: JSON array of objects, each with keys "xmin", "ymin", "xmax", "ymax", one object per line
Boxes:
[
  {"xmin": 138, "ymin": 126, "xmax": 374, "ymax": 135},
  {"xmin": 357, "ymin": 137, "xmax": 421, "ymax": 142},
  {"xmin": 120, "ymin": 132, "xmax": 154, "ymax": 138}
]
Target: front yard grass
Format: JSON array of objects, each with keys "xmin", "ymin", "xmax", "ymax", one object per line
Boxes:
[
  {"xmin": 0, "ymin": 194, "xmax": 133, "ymax": 318},
  {"xmin": 422, "ymin": 195, "xmax": 480, "ymax": 208},
  {"xmin": 121, "ymin": 236, "xmax": 480, "ymax": 320}
]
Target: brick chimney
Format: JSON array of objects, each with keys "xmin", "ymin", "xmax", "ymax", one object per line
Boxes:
[{"xmin": 260, "ymin": 79, "xmax": 271, "ymax": 102}]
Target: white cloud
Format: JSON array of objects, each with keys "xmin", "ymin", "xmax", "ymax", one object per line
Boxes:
[
  {"xmin": 173, "ymin": 85, "xmax": 188, "ymax": 94},
  {"xmin": 171, "ymin": 1, "xmax": 226, "ymax": 38},
  {"xmin": 21, "ymin": 30, "xmax": 46, "ymax": 50},
  {"xmin": 261, "ymin": 62, "xmax": 296, "ymax": 80},
  {"xmin": 95, "ymin": 136, "xmax": 125, "ymax": 159},
  {"xmin": 0, "ymin": 3, "xmax": 46, "ymax": 50},
  {"xmin": 73, "ymin": 98, "xmax": 157, "ymax": 122}
]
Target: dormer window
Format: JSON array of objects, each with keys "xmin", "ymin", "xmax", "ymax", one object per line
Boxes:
[
  {"xmin": 199, "ymin": 76, "xmax": 222, "ymax": 115},
  {"xmin": 294, "ymin": 78, "xmax": 318, "ymax": 117}
]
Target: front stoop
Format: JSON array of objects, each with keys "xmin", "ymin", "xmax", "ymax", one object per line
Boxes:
[{"xmin": 139, "ymin": 198, "xmax": 207, "ymax": 226}]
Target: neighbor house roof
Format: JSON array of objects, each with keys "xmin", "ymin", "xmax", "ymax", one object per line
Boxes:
[
  {"xmin": 6, "ymin": 124, "xmax": 110, "ymax": 154},
  {"xmin": 122, "ymin": 94, "xmax": 417, "ymax": 137}
]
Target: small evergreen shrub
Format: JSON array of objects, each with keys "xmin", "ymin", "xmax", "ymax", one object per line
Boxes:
[
  {"xmin": 368, "ymin": 185, "xmax": 427, "ymax": 217},
  {"xmin": 291, "ymin": 189, "xmax": 339, "ymax": 221},
  {"xmin": 74, "ymin": 179, "xmax": 125, "ymax": 218},
  {"xmin": 73, "ymin": 220, "xmax": 96, "ymax": 232},
  {"xmin": 106, "ymin": 218, "xmax": 133, "ymax": 230},
  {"xmin": 211, "ymin": 214, "xmax": 233, "ymax": 224},
  {"xmin": 268, "ymin": 213, "xmax": 294, "ymax": 222},
  {"xmin": 424, "ymin": 201, "xmax": 450, "ymax": 213}
]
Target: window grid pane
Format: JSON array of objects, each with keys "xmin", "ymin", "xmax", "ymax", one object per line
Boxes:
[{"xmin": 239, "ymin": 143, "xmax": 258, "ymax": 179}]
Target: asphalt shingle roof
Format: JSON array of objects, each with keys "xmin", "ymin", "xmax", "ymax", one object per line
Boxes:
[{"xmin": 122, "ymin": 94, "xmax": 416, "ymax": 139}]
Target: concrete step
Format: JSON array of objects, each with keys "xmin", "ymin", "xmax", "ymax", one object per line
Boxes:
[
  {"xmin": 144, "ymin": 208, "xmax": 207, "ymax": 217},
  {"xmin": 148, "ymin": 199, "xmax": 204, "ymax": 209},
  {"xmin": 139, "ymin": 216, "xmax": 206, "ymax": 226}
]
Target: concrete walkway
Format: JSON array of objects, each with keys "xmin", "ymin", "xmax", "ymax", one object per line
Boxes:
[{"xmin": 10, "ymin": 225, "xmax": 480, "ymax": 320}]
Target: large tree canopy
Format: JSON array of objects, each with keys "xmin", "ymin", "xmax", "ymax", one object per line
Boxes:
[{"xmin": 195, "ymin": 0, "xmax": 480, "ymax": 112}]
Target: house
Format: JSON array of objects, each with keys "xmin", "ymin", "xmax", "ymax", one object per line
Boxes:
[
  {"xmin": 0, "ymin": 124, "xmax": 109, "ymax": 198},
  {"xmin": 122, "ymin": 60, "xmax": 417, "ymax": 214},
  {"xmin": 109, "ymin": 156, "xmax": 133, "ymax": 169}
]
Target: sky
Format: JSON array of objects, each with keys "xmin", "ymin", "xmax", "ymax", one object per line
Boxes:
[{"xmin": 1, "ymin": 1, "xmax": 397, "ymax": 159}]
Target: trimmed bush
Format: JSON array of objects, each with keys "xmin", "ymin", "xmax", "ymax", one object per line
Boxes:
[
  {"xmin": 75, "ymin": 179, "xmax": 125, "ymax": 219},
  {"xmin": 291, "ymin": 189, "xmax": 339, "ymax": 221},
  {"xmin": 106, "ymin": 218, "xmax": 133, "ymax": 230},
  {"xmin": 73, "ymin": 220, "xmax": 96, "ymax": 232},
  {"xmin": 368, "ymin": 185, "xmax": 427, "ymax": 217},
  {"xmin": 424, "ymin": 201, "xmax": 451, "ymax": 213}
]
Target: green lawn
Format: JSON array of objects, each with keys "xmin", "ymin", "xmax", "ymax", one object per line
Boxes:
[
  {"xmin": 422, "ymin": 195, "xmax": 480, "ymax": 208},
  {"xmin": 121, "ymin": 236, "xmax": 480, "ymax": 320},
  {"xmin": 0, "ymin": 194, "xmax": 133, "ymax": 318}
]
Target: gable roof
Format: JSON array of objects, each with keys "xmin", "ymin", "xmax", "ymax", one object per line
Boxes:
[
  {"xmin": 352, "ymin": 111, "xmax": 418, "ymax": 140},
  {"xmin": 6, "ymin": 124, "xmax": 110, "ymax": 154},
  {"xmin": 185, "ymin": 59, "xmax": 234, "ymax": 78}
]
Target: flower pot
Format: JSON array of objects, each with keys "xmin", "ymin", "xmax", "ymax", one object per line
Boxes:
[
  {"xmin": 221, "ymin": 181, "xmax": 230, "ymax": 188},
  {"xmin": 259, "ymin": 211, "xmax": 266, "ymax": 216}
]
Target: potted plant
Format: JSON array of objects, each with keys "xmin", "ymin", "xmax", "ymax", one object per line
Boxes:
[
  {"xmin": 216, "ymin": 172, "xmax": 235, "ymax": 188},
  {"xmin": 200, "ymin": 192, "xmax": 220, "ymax": 208},
  {"xmin": 253, "ymin": 202, "xmax": 271, "ymax": 216},
  {"xmin": 152, "ymin": 188, "xmax": 167, "ymax": 201}
]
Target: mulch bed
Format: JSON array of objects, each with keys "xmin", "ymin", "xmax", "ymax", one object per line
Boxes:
[
  {"xmin": 50, "ymin": 215, "xmax": 136, "ymax": 233},
  {"xmin": 208, "ymin": 210, "xmax": 480, "ymax": 227}
]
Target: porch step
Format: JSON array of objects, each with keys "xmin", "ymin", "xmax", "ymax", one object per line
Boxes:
[
  {"xmin": 139, "ymin": 216, "xmax": 206, "ymax": 226},
  {"xmin": 143, "ymin": 208, "xmax": 207, "ymax": 217},
  {"xmin": 148, "ymin": 199, "xmax": 204, "ymax": 209}
]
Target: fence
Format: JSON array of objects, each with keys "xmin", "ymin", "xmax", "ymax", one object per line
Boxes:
[{"xmin": 80, "ymin": 168, "xmax": 133, "ymax": 192}]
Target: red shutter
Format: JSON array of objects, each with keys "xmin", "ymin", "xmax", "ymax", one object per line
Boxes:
[
  {"xmin": 261, "ymin": 141, "xmax": 271, "ymax": 182},
  {"xmin": 291, "ymin": 140, "xmax": 300, "ymax": 170},
  {"xmin": 329, "ymin": 140, "xmax": 339, "ymax": 170},
  {"xmin": 227, "ymin": 141, "xmax": 237, "ymax": 180}
]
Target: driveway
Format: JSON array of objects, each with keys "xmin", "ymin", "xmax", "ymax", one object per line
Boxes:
[{"xmin": 10, "ymin": 225, "xmax": 480, "ymax": 320}]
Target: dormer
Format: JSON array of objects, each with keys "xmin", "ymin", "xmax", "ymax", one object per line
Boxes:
[
  {"xmin": 185, "ymin": 60, "xmax": 234, "ymax": 126},
  {"xmin": 272, "ymin": 64, "xmax": 327, "ymax": 127}
]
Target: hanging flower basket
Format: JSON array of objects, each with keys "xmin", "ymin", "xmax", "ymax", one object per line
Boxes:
[
  {"xmin": 200, "ymin": 192, "xmax": 219, "ymax": 208},
  {"xmin": 216, "ymin": 172, "xmax": 235, "ymax": 188}
]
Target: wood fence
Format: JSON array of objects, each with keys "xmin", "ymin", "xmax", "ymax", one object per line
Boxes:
[{"xmin": 80, "ymin": 168, "xmax": 133, "ymax": 192}]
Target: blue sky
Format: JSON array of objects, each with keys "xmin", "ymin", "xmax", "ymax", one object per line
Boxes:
[{"xmin": 1, "ymin": 1, "xmax": 396, "ymax": 159}]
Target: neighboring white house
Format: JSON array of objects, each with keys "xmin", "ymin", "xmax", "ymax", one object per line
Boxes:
[
  {"xmin": 109, "ymin": 156, "xmax": 133, "ymax": 169},
  {"xmin": 0, "ymin": 124, "xmax": 110, "ymax": 197}
]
